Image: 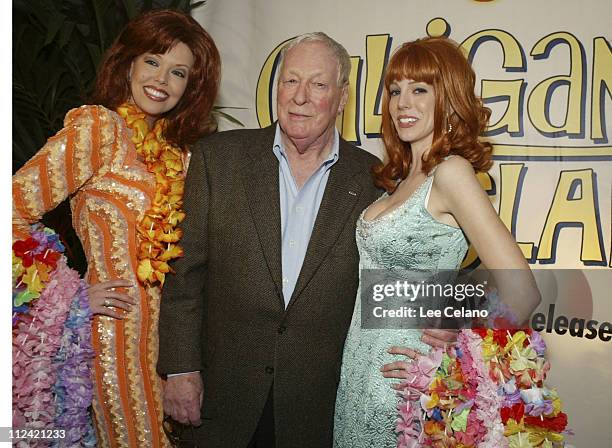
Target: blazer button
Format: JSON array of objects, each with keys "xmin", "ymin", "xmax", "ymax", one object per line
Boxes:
[
  {"xmin": 277, "ymin": 325, "xmax": 287, "ymax": 334},
  {"xmin": 265, "ymin": 366, "xmax": 274, "ymax": 374}
]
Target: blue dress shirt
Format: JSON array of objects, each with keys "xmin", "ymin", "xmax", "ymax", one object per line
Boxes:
[{"xmin": 272, "ymin": 125, "xmax": 340, "ymax": 307}]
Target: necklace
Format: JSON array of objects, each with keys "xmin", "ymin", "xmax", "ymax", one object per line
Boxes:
[{"xmin": 116, "ymin": 103, "xmax": 186, "ymax": 287}]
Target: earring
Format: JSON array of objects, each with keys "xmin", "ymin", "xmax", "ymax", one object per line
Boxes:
[{"xmin": 447, "ymin": 123, "xmax": 453, "ymax": 134}]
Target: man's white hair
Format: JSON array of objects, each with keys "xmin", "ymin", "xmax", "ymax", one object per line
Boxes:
[{"xmin": 277, "ymin": 32, "xmax": 351, "ymax": 87}]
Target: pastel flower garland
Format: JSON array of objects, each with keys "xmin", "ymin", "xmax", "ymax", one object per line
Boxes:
[
  {"xmin": 459, "ymin": 330, "xmax": 506, "ymax": 448},
  {"xmin": 396, "ymin": 329, "xmax": 569, "ymax": 447},
  {"xmin": 12, "ymin": 225, "xmax": 95, "ymax": 446},
  {"xmin": 52, "ymin": 285, "xmax": 96, "ymax": 446},
  {"xmin": 116, "ymin": 103, "xmax": 186, "ymax": 287},
  {"xmin": 396, "ymin": 349, "xmax": 444, "ymax": 447}
]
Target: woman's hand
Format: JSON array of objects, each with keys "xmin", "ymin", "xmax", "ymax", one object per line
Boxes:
[
  {"xmin": 88, "ymin": 279, "xmax": 136, "ymax": 319},
  {"xmin": 420, "ymin": 329, "xmax": 458, "ymax": 348},
  {"xmin": 381, "ymin": 346, "xmax": 422, "ymax": 389},
  {"xmin": 381, "ymin": 331, "xmax": 458, "ymax": 389}
]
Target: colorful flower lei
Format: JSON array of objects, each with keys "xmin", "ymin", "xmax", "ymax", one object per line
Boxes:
[
  {"xmin": 12, "ymin": 225, "xmax": 95, "ymax": 446},
  {"xmin": 116, "ymin": 102, "xmax": 187, "ymax": 287},
  {"xmin": 12, "ymin": 226, "xmax": 64, "ymax": 323},
  {"xmin": 396, "ymin": 329, "xmax": 569, "ymax": 448}
]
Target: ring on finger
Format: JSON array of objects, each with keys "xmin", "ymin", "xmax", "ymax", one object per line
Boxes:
[{"xmin": 104, "ymin": 298, "xmax": 111, "ymax": 307}]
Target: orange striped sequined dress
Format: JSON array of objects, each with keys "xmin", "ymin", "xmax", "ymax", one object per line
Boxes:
[{"xmin": 13, "ymin": 105, "xmax": 180, "ymax": 447}]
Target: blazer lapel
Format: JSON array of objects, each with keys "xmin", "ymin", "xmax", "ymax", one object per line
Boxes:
[
  {"xmin": 240, "ymin": 126, "xmax": 284, "ymax": 301},
  {"xmin": 287, "ymin": 140, "xmax": 364, "ymax": 308}
]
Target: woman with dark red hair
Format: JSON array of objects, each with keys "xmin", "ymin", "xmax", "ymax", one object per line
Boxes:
[
  {"xmin": 13, "ymin": 9, "xmax": 220, "ymax": 446},
  {"xmin": 334, "ymin": 37, "xmax": 539, "ymax": 447}
]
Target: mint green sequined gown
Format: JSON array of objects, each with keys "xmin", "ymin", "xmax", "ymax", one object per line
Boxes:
[{"xmin": 333, "ymin": 174, "xmax": 468, "ymax": 448}]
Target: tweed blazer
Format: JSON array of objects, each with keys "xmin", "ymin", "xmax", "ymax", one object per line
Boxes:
[{"xmin": 158, "ymin": 125, "xmax": 382, "ymax": 447}]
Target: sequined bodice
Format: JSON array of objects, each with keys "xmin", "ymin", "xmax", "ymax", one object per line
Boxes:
[{"xmin": 334, "ymin": 174, "xmax": 468, "ymax": 448}]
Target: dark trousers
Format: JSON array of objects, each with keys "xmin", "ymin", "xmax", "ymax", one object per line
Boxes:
[{"xmin": 247, "ymin": 385, "xmax": 276, "ymax": 448}]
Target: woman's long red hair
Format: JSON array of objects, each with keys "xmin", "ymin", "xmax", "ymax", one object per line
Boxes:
[
  {"xmin": 90, "ymin": 9, "xmax": 221, "ymax": 148},
  {"xmin": 373, "ymin": 37, "xmax": 493, "ymax": 193}
]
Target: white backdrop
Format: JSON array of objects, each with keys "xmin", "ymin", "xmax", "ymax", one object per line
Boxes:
[{"xmin": 194, "ymin": 1, "xmax": 611, "ymax": 445}]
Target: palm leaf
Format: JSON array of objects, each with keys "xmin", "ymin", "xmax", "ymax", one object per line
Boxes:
[{"xmin": 213, "ymin": 107, "xmax": 247, "ymax": 127}]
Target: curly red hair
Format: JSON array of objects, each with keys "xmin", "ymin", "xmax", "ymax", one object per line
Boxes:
[
  {"xmin": 373, "ymin": 37, "xmax": 493, "ymax": 193},
  {"xmin": 89, "ymin": 9, "xmax": 221, "ymax": 148}
]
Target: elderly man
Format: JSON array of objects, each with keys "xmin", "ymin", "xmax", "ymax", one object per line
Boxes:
[{"xmin": 158, "ymin": 32, "xmax": 452, "ymax": 448}]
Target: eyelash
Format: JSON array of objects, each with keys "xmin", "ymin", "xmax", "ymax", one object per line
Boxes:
[
  {"xmin": 144, "ymin": 59, "xmax": 186, "ymax": 78},
  {"xmin": 389, "ymin": 87, "xmax": 428, "ymax": 95}
]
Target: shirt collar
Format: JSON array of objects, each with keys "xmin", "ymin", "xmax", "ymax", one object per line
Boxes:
[{"xmin": 272, "ymin": 123, "xmax": 340, "ymax": 166}]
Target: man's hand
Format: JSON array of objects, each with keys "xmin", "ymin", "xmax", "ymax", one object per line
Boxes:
[
  {"xmin": 420, "ymin": 329, "xmax": 458, "ymax": 348},
  {"xmin": 163, "ymin": 372, "xmax": 203, "ymax": 426}
]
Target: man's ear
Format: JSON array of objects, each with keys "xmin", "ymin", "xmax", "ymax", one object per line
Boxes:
[{"xmin": 337, "ymin": 84, "xmax": 349, "ymax": 115}]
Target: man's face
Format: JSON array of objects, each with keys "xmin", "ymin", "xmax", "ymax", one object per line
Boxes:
[{"xmin": 276, "ymin": 41, "xmax": 348, "ymax": 152}]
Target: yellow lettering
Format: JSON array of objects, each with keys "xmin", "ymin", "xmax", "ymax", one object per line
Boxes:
[
  {"xmin": 255, "ymin": 38, "xmax": 292, "ymax": 128},
  {"xmin": 498, "ymin": 164, "xmax": 534, "ymax": 259},
  {"xmin": 482, "ymin": 80, "xmax": 526, "ymax": 135},
  {"xmin": 461, "ymin": 30, "xmax": 526, "ymax": 69},
  {"xmin": 426, "ymin": 18, "xmax": 450, "ymax": 38},
  {"xmin": 461, "ymin": 30, "xmax": 526, "ymax": 138},
  {"xmin": 537, "ymin": 169, "xmax": 605, "ymax": 264},
  {"xmin": 337, "ymin": 56, "xmax": 362, "ymax": 143},
  {"xmin": 591, "ymin": 37, "xmax": 612, "ymax": 142},
  {"xmin": 528, "ymin": 32, "xmax": 585, "ymax": 137},
  {"xmin": 364, "ymin": 34, "xmax": 391, "ymax": 136}
]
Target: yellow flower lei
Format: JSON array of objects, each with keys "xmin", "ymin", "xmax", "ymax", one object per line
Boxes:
[{"xmin": 116, "ymin": 103, "xmax": 186, "ymax": 287}]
